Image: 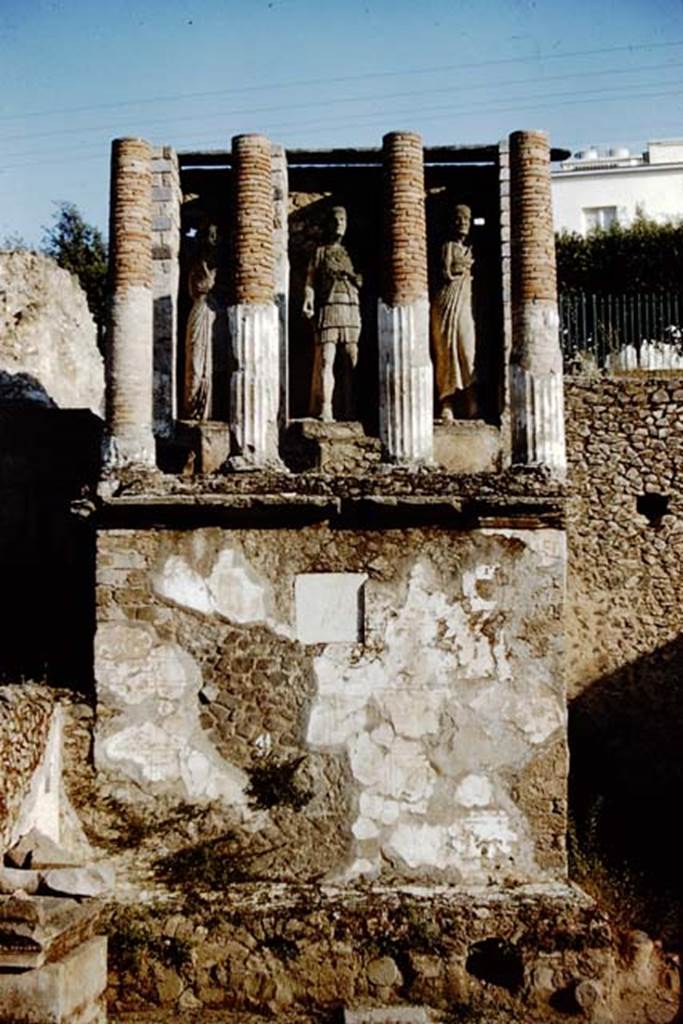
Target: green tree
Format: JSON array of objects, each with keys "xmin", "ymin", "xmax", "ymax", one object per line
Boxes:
[
  {"xmin": 556, "ymin": 215, "xmax": 683, "ymax": 294},
  {"xmin": 41, "ymin": 202, "xmax": 108, "ymax": 346}
]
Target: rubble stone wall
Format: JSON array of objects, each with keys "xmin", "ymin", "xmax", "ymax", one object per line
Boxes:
[
  {"xmin": 95, "ymin": 522, "xmax": 568, "ymax": 885},
  {"xmin": 0, "ymin": 685, "xmax": 56, "ymax": 850},
  {"xmin": 565, "ymin": 375, "xmax": 683, "ymax": 696},
  {"xmin": 564, "ymin": 374, "xmax": 683, "ymax": 891}
]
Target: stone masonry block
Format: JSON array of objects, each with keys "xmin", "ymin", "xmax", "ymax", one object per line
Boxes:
[
  {"xmin": 295, "ymin": 572, "xmax": 367, "ymax": 644},
  {"xmin": 0, "ymin": 936, "xmax": 107, "ymax": 1023}
]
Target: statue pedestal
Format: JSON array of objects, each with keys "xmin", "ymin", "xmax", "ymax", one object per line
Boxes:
[
  {"xmin": 433, "ymin": 419, "xmax": 502, "ymax": 473},
  {"xmin": 284, "ymin": 419, "xmax": 381, "ymax": 474},
  {"xmin": 176, "ymin": 420, "xmax": 231, "ymax": 475}
]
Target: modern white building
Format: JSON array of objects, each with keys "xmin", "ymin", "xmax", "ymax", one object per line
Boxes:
[{"xmin": 552, "ymin": 139, "xmax": 683, "ymax": 235}]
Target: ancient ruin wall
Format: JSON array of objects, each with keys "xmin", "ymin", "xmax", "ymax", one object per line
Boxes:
[
  {"xmin": 95, "ymin": 523, "xmax": 568, "ymax": 885},
  {"xmin": 565, "ymin": 375, "xmax": 683, "ymax": 697},
  {"xmin": 0, "ymin": 252, "xmax": 104, "ymax": 414},
  {"xmin": 564, "ymin": 374, "xmax": 683, "ymax": 893}
]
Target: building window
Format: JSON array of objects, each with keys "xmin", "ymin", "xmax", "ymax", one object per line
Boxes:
[{"xmin": 583, "ymin": 206, "xmax": 617, "ymax": 232}]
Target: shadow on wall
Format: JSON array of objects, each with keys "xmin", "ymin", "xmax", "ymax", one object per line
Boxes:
[
  {"xmin": 0, "ymin": 393, "xmax": 101, "ymax": 694},
  {"xmin": 569, "ymin": 631, "xmax": 683, "ymax": 946}
]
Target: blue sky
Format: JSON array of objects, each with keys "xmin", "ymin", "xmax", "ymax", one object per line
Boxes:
[{"xmin": 2, "ymin": 0, "xmax": 683, "ymax": 244}]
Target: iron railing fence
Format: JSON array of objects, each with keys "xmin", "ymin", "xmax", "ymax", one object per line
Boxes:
[{"xmin": 559, "ymin": 291, "xmax": 683, "ymax": 372}]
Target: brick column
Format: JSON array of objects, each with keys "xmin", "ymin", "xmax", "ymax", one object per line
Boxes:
[
  {"xmin": 509, "ymin": 130, "xmax": 565, "ymax": 474},
  {"xmin": 378, "ymin": 131, "xmax": 433, "ymax": 463},
  {"xmin": 104, "ymin": 137, "xmax": 155, "ymax": 469},
  {"xmin": 151, "ymin": 145, "xmax": 181, "ymax": 438},
  {"xmin": 272, "ymin": 143, "xmax": 289, "ymax": 427},
  {"xmin": 228, "ymin": 134, "xmax": 280, "ymax": 467}
]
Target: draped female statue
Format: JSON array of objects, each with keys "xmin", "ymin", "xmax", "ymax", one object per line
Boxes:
[
  {"xmin": 431, "ymin": 204, "xmax": 478, "ymax": 421},
  {"xmin": 182, "ymin": 224, "xmax": 218, "ymax": 420}
]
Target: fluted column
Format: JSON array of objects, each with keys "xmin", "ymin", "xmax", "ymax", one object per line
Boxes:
[
  {"xmin": 509, "ymin": 130, "xmax": 565, "ymax": 474},
  {"xmin": 104, "ymin": 137, "xmax": 155, "ymax": 469},
  {"xmin": 228, "ymin": 134, "xmax": 280, "ymax": 467},
  {"xmin": 378, "ymin": 132, "xmax": 433, "ymax": 464}
]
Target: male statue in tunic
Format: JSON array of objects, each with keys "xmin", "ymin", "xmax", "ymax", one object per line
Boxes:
[
  {"xmin": 431, "ymin": 203, "xmax": 478, "ymax": 421},
  {"xmin": 182, "ymin": 224, "xmax": 218, "ymax": 420},
  {"xmin": 302, "ymin": 205, "xmax": 362, "ymax": 422}
]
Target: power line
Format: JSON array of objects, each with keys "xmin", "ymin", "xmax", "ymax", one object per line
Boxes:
[
  {"xmin": 3, "ymin": 58, "xmax": 683, "ymax": 151},
  {"xmin": 2, "ymin": 82, "xmax": 683, "ymax": 174},
  {"xmin": 1, "ymin": 37, "xmax": 682, "ymax": 125}
]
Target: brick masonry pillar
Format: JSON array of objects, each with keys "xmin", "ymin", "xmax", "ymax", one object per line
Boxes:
[
  {"xmin": 104, "ymin": 137, "xmax": 155, "ymax": 469},
  {"xmin": 378, "ymin": 131, "xmax": 433, "ymax": 463},
  {"xmin": 228, "ymin": 134, "xmax": 280, "ymax": 466},
  {"xmin": 509, "ymin": 130, "xmax": 565, "ymax": 473},
  {"xmin": 151, "ymin": 145, "xmax": 182, "ymax": 438}
]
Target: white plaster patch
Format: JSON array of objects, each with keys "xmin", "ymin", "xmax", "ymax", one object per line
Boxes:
[
  {"xmin": 456, "ymin": 774, "xmax": 493, "ymax": 808},
  {"xmin": 448, "ymin": 810, "xmax": 518, "ymax": 866},
  {"xmin": 295, "ymin": 573, "xmax": 366, "ymax": 644},
  {"xmin": 378, "ymin": 690, "xmax": 440, "ymax": 739},
  {"xmin": 151, "ymin": 545, "xmax": 292, "ymax": 637},
  {"xmin": 95, "ymin": 621, "xmax": 249, "ymax": 807},
  {"xmin": 103, "ymin": 721, "xmax": 181, "ymax": 782},
  {"xmin": 387, "ymin": 822, "xmax": 448, "ymax": 870},
  {"xmin": 95, "ymin": 623, "xmax": 200, "ymax": 707},
  {"xmin": 306, "ymin": 552, "xmax": 560, "ymax": 882},
  {"xmin": 152, "ymin": 555, "xmax": 213, "ymax": 614},
  {"xmin": 352, "ymin": 817, "xmax": 380, "ymax": 840},
  {"xmin": 208, "ymin": 549, "xmax": 267, "ymax": 624}
]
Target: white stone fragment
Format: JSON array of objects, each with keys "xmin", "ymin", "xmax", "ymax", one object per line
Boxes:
[
  {"xmin": 295, "ymin": 572, "xmax": 367, "ymax": 644},
  {"xmin": 42, "ymin": 862, "xmax": 115, "ymax": 898}
]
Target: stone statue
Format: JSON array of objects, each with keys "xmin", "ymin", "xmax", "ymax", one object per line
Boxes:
[
  {"xmin": 182, "ymin": 224, "xmax": 218, "ymax": 420},
  {"xmin": 431, "ymin": 204, "xmax": 478, "ymax": 421},
  {"xmin": 303, "ymin": 206, "xmax": 362, "ymax": 422}
]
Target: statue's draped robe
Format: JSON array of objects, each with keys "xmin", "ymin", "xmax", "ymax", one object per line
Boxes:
[
  {"xmin": 431, "ymin": 240, "xmax": 476, "ymax": 401},
  {"xmin": 183, "ymin": 259, "xmax": 216, "ymax": 420}
]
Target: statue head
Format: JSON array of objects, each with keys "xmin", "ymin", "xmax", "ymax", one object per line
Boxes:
[
  {"xmin": 453, "ymin": 204, "xmax": 472, "ymax": 238},
  {"xmin": 328, "ymin": 205, "xmax": 348, "ymax": 242}
]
